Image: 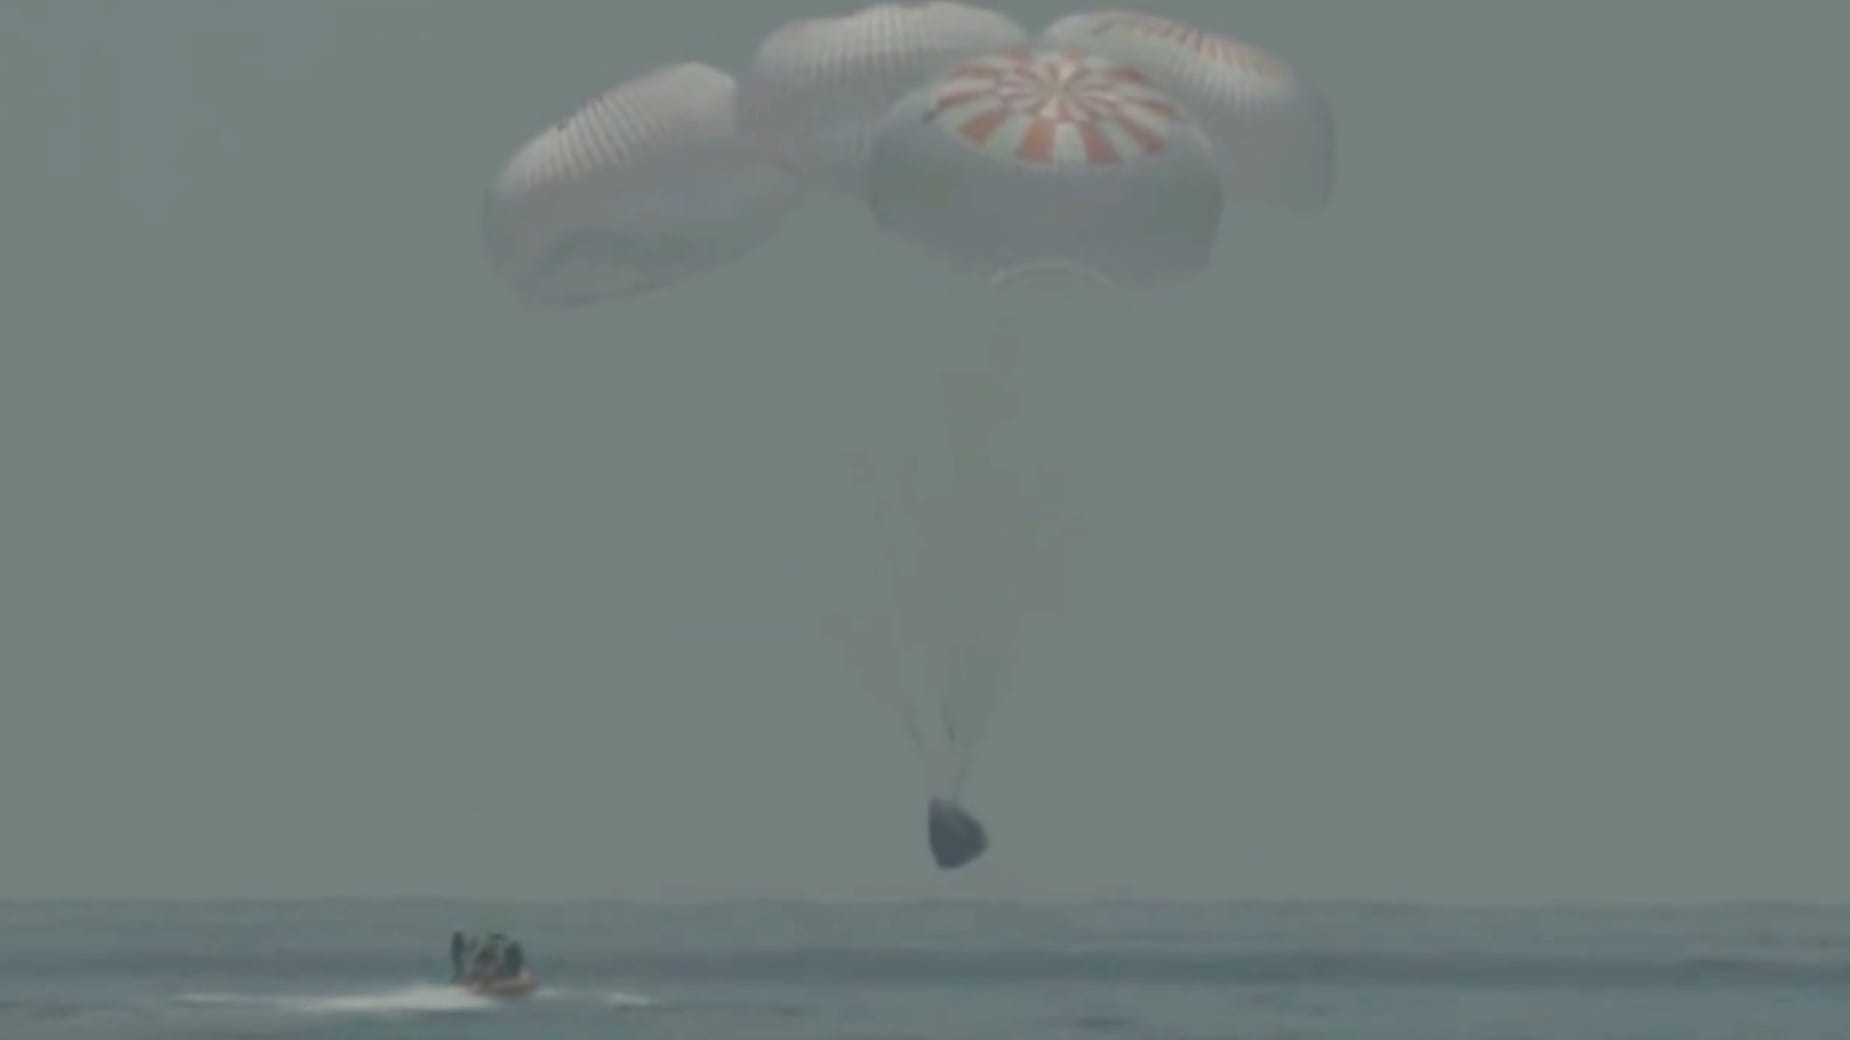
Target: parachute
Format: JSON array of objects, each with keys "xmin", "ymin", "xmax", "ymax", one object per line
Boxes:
[
  {"xmin": 862, "ymin": 47, "xmax": 1225, "ymax": 288},
  {"xmin": 1040, "ymin": 10, "xmax": 1336, "ymax": 213},
  {"xmin": 482, "ymin": 62, "xmax": 800, "ymax": 308},
  {"xmin": 480, "ymin": 11, "xmax": 1334, "ymax": 874},
  {"xmin": 735, "ymin": 2, "xmax": 1029, "ymax": 199}
]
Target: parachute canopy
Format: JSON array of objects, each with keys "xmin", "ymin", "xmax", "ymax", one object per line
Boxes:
[
  {"xmin": 1040, "ymin": 10, "xmax": 1335, "ymax": 212},
  {"xmin": 482, "ymin": 62, "xmax": 800, "ymax": 308},
  {"xmin": 736, "ymin": 1, "xmax": 1030, "ymax": 197},
  {"xmin": 863, "ymin": 47, "xmax": 1224, "ymax": 287},
  {"xmin": 928, "ymin": 797, "xmax": 989, "ymax": 869}
]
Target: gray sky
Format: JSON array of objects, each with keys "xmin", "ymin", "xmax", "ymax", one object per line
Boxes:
[{"xmin": 2, "ymin": 0, "xmax": 1846, "ymax": 904}]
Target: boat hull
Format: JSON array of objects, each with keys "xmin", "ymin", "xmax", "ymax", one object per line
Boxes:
[{"xmin": 463, "ymin": 971, "xmax": 538, "ymax": 998}]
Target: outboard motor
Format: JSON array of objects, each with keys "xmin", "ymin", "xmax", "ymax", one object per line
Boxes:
[{"xmin": 927, "ymin": 797, "xmax": 989, "ymax": 869}]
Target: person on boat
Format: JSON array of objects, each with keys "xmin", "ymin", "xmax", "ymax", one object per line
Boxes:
[
  {"xmin": 470, "ymin": 936, "xmax": 500, "ymax": 983},
  {"xmin": 450, "ymin": 930, "xmax": 468, "ymax": 981},
  {"xmin": 501, "ymin": 940, "xmax": 525, "ymax": 979}
]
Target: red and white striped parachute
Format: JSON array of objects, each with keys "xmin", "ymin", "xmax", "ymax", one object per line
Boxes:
[
  {"xmin": 1040, "ymin": 9, "xmax": 1335, "ymax": 212},
  {"xmin": 736, "ymin": 1, "xmax": 1030, "ymax": 198},
  {"xmin": 845, "ymin": 48, "xmax": 1224, "ymax": 870},
  {"xmin": 863, "ymin": 47, "xmax": 1225, "ymax": 287},
  {"xmin": 482, "ymin": 63, "xmax": 800, "ymax": 308}
]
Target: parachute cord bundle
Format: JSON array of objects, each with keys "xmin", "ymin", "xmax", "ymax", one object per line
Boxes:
[{"xmin": 841, "ymin": 289, "xmax": 1074, "ymax": 862}]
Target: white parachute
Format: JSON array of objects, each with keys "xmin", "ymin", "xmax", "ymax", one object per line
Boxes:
[
  {"xmin": 482, "ymin": 63, "xmax": 801, "ymax": 308},
  {"xmin": 1040, "ymin": 10, "xmax": 1335, "ymax": 212},
  {"xmin": 736, "ymin": 1, "xmax": 1030, "ymax": 199}
]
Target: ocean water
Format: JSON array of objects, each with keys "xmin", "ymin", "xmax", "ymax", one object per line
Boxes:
[{"xmin": 3, "ymin": 901, "xmax": 1849, "ymax": 1039}]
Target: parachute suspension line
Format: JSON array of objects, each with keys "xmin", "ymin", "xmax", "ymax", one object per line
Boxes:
[
  {"xmin": 836, "ymin": 612, "xmax": 925, "ymax": 757},
  {"xmin": 896, "ymin": 447, "xmax": 952, "ymax": 762},
  {"xmin": 845, "ymin": 450, "xmax": 926, "ymax": 757},
  {"xmin": 954, "ymin": 296, "xmax": 1039, "ymax": 783},
  {"xmin": 925, "ymin": 290, "xmax": 1050, "ymax": 805},
  {"xmin": 889, "ymin": 640, "xmax": 925, "ymax": 756},
  {"xmin": 869, "ymin": 468, "xmax": 929, "ymax": 757},
  {"xmin": 946, "ymin": 652, "xmax": 979, "ymax": 800},
  {"xmin": 958, "ymin": 644, "xmax": 1011, "ymax": 781},
  {"xmin": 950, "ymin": 735, "xmax": 976, "ymax": 800}
]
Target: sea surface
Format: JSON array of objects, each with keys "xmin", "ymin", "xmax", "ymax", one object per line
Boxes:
[{"xmin": 3, "ymin": 900, "xmax": 1850, "ymax": 1039}]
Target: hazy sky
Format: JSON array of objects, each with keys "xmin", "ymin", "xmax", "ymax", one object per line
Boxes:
[{"xmin": 2, "ymin": 0, "xmax": 1845, "ymax": 904}]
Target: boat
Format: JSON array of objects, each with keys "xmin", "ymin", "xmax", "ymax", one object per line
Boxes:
[{"xmin": 449, "ymin": 930, "xmax": 538, "ymax": 998}]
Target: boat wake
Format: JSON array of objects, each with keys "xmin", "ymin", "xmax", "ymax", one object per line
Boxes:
[
  {"xmin": 178, "ymin": 984, "xmax": 495, "ymax": 1016},
  {"xmin": 535, "ymin": 986, "xmax": 659, "ymax": 1009},
  {"xmin": 175, "ymin": 982, "xmax": 661, "ymax": 1017},
  {"xmin": 179, "ymin": 983, "xmax": 506, "ymax": 1016}
]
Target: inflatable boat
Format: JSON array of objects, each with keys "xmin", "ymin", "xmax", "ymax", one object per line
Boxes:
[{"xmin": 463, "ymin": 970, "xmax": 538, "ymax": 998}]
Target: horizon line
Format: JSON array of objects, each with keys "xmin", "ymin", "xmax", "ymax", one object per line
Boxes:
[{"xmin": 5, "ymin": 893, "xmax": 1849, "ymax": 912}]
